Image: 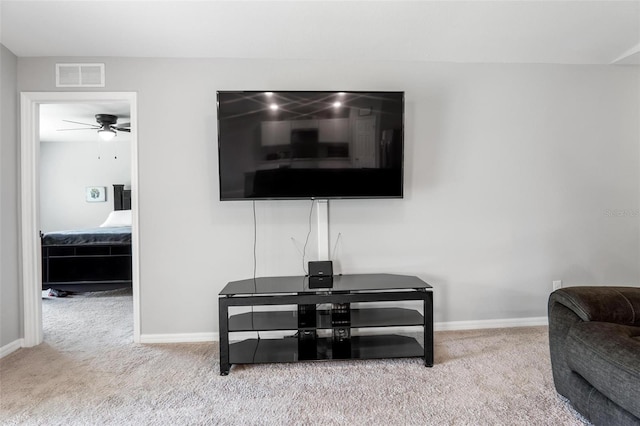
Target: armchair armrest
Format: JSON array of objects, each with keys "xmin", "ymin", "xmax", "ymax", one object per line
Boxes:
[{"xmin": 550, "ymin": 286, "xmax": 640, "ymax": 326}]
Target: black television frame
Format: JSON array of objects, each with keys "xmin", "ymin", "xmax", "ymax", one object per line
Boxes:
[{"xmin": 216, "ymin": 90, "xmax": 405, "ymax": 201}]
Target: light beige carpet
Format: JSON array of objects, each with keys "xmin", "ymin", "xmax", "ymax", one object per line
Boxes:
[{"xmin": 1, "ymin": 289, "xmax": 588, "ymax": 425}]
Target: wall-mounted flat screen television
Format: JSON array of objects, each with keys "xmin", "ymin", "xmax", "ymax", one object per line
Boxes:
[{"xmin": 217, "ymin": 91, "xmax": 404, "ymax": 200}]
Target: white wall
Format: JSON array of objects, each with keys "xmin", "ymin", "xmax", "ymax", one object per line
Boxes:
[
  {"xmin": 39, "ymin": 140, "xmax": 131, "ymax": 232},
  {"xmin": 17, "ymin": 57, "xmax": 640, "ymax": 336},
  {"xmin": 1, "ymin": 44, "xmax": 21, "ymax": 349}
]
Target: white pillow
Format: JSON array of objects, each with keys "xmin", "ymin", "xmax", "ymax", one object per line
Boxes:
[{"xmin": 100, "ymin": 210, "xmax": 132, "ymax": 227}]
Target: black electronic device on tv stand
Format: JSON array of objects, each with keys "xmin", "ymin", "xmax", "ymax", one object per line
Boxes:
[
  {"xmin": 308, "ymin": 275, "xmax": 333, "ymax": 288},
  {"xmin": 218, "ymin": 273, "xmax": 433, "ymax": 375},
  {"xmin": 308, "ymin": 260, "xmax": 333, "ymax": 288}
]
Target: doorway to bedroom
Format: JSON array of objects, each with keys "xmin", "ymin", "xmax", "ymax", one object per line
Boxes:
[
  {"xmin": 20, "ymin": 92, "xmax": 140, "ymax": 348},
  {"xmin": 38, "ymin": 101, "xmax": 134, "ymax": 343}
]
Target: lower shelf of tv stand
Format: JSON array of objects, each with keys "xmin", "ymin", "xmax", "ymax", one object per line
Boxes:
[{"xmin": 229, "ymin": 334, "xmax": 424, "ymax": 364}]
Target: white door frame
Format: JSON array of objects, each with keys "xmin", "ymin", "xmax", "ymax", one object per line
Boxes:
[{"xmin": 20, "ymin": 92, "xmax": 140, "ymax": 346}]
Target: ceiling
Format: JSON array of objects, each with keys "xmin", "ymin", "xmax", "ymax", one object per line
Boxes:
[
  {"xmin": 1, "ymin": 1, "xmax": 639, "ymax": 65},
  {"xmin": 40, "ymin": 102, "xmax": 131, "ymax": 143}
]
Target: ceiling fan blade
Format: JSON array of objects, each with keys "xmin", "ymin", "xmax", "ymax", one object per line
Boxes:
[
  {"xmin": 57, "ymin": 127, "xmax": 95, "ymax": 131},
  {"xmin": 117, "ymin": 122, "xmax": 131, "ymax": 128},
  {"xmin": 62, "ymin": 119, "xmax": 100, "ymax": 128},
  {"xmin": 114, "ymin": 127, "xmax": 131, "ymax": 133}
]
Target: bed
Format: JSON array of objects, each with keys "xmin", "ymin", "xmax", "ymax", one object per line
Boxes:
[{"xmin": 41, "ymin": 184, "xmax": 132, "ymax": 293}]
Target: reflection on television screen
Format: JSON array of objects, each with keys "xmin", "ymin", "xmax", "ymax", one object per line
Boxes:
[{"xmin": 217, "ymin": 91, "xmax": 404, "ymax": 200}]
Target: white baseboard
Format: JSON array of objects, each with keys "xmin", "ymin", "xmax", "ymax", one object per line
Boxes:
[
  {"xmin": 139, "ymin": 317, "xmax": 548, "ymax": 344},
  {"xmin": 0, "ymin": 339, "xmax": 24, "ymax": 359},
  {"xmin": 139, "ymin": 332, "xmax": 218, "ymax": 344},
  {"xmin": 434, "ymin": 316, "xmax": 548, "ymax": 331}
]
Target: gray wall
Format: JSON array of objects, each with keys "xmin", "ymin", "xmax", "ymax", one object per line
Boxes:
[
  {"xmin": 40, "ymin": 140, "xmax": 132, "ymax": 232},
  {"xmin": 17, "ymin": 57, "xmax": 640, "ymax": 336},
  {"xmin": 1, "ymin": 44, "xmax": 21, "ymax": 348}
]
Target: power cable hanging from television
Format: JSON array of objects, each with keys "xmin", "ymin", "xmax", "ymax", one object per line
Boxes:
[{"xmin": 301, "ymin": 199, "xmax": 315, "ymax": 275}]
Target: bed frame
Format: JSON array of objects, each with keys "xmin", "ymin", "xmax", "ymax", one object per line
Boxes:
[{"xmin": 41, "ymin": 184, "xmax": 132, "ymax": 292}]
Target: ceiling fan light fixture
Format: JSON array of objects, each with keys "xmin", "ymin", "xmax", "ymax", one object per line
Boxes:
[{"xmin": 98, "ymin": 126, "xmax": 117, "ymax": 141}]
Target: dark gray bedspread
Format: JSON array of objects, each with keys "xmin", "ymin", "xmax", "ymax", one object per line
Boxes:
[{"xmin": 42, "ymin": 226, "xmax": 131, "ymax": 245}]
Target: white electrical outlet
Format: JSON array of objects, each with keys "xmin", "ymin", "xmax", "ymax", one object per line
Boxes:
[{"xmin": 553, "ymin": 280, "xmax": 562, "ymax": 291}]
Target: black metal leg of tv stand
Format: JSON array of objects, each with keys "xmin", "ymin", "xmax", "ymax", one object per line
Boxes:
[
  {"xmin": 423, "ymin": 290, "xmax": 434, "ymax": 367},
  {"xmin": 219, "ymin": 297, "xmax": 231, "ymax": 375}
]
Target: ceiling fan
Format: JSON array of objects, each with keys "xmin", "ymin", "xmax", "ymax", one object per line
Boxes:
[{"xmin": 59, "ymin": 114, "xmax": 130, "ymax": 141}]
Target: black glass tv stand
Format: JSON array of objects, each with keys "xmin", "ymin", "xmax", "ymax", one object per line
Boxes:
[{"xmin": 218, "ymin": 273, "xmax": 433, "ymax": 375}]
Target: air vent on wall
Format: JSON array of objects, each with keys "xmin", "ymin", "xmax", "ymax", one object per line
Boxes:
[{"xmin": 56, "ymin": 63, "xmax": 105, "ymax": 87}]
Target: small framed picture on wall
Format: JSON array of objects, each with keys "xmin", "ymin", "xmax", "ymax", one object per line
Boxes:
[{"xmin": 86, "ymin": 186, "xmax": 106, "ymax": 202}]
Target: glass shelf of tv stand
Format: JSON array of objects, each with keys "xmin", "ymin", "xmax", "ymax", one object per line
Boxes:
[
  {"xmin": 229, "ymin": 333, "xmax": 425, "ymax": 364},
  {"xmin": 227, "ymin": 305, "xmax": 426, "ymax": 365},
  {"xmin": 227, "ymin": 306, "xmax": 426, "ymax": 363},
  {"xmin": 228, "ymin": 307, "xmax": 424, "ymax": 331}
]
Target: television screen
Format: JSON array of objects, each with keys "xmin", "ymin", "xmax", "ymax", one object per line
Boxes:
[{"xmin": 217, "ymin": 91, "xmax": 404, "ymax": 200}]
